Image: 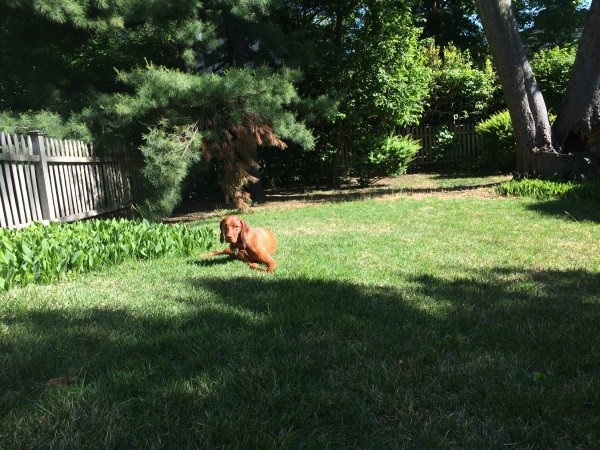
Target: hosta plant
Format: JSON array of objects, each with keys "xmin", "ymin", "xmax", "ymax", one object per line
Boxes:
[{"xmin": 0, "ymin": 219, "xmax": 215, "ymax": 291}]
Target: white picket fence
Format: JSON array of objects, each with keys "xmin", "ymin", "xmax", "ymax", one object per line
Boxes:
[{"xmin": 0, "ymin": 131, "xmax": 144, "ymax": 228}]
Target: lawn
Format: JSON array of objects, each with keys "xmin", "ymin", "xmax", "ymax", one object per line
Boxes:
[{"xmin": 1, "ymin": 179, "xmax": 599, "ymax": 447}]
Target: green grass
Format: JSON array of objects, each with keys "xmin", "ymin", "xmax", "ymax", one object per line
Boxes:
[{"xmin": 1, "ymin": 186, "xmax": 599, "ymax": 447}]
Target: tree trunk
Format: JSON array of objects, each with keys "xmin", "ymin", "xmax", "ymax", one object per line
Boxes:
[
  {"xmin": 476, "ymin": 0, "xmax": 600, "ymax": 179},
  {"xmin": 244, "ymin": 146, "xmax": 267, "ymax": 203},
  {"xmin": 330, "ymin": 0, "xmax": 345, "ymax": 187},
  {"xmin": 223, "ymin": 9, "xmax": 267, "ymax": 202},
  {"xmin": 475, "ymin": 0, "xmax": 554, "ymax": 175},
  {"xmin": 223, "ymin": 10, "xmax": 249, "ymax": 67},
  {"xmin": 554, "ymin": 0, "xmax": 600, "ymax": 154},
  {"xmin": 330, "ymin": 120, "xmax": 343, "ymax": 187}
]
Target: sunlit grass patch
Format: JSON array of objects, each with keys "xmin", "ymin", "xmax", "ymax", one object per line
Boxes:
[{"xmin": 1, "ymin": 183, "xmax": 599, "ymax": 447}]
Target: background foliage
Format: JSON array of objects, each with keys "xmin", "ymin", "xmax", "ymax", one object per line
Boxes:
[
  {"xmin": 0, "ymin": 0, "xmax": 592, "ymax": 214},
  {"xmin": 530, "ymin": 46, "xmax": 577, "ymax": 113},
  {"xmin": 353, "ymin": 135, "xmax": 421, "ymax": 182},
  {"xmin": 476, "ymin": 111, "xmax": 517, "ymax": 173},
  {"xmin": 422, "ymin": 43, "xmax": 499, "ymax": 125}
]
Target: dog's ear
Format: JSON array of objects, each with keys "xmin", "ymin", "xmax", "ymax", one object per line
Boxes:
[
  {"xmin": 239, "ymin": 219, "xmax": 250, "ymax": 248},
  {"xmin": 219, "ymin": 219, "xmax": 226, "ymax": 243}
]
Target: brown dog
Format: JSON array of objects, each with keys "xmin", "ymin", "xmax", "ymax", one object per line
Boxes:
[{"xmin": 208, "ymin": 215, "xmax": 277, "ymax": 273}]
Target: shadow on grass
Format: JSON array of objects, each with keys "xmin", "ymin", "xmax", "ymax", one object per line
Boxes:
[
  {"xmin": 264, "ymin": 182, "xmax": 503, "ymax": 205},
  {"xmin": 1, "ymin": 268, "xmax": 599, "ymax": 447},
  {"xmin": 525, "ymin": 198, "xmax": 600, "ymax": 223},
  {"xmin": 167, "ymin": 174, "xmax": 507, "ymax": 223},
  {"xmin": 429, "ymin": 171, "xmax": 504, "ymax": 180},
  {"xmin": 191, "ymin": 254, "xmax": 237, "ymax": 268}
]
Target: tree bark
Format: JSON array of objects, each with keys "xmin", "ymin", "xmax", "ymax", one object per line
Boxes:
[
  {"xmin": 475, "ymin": 0, "xmax": 600, "ymax": 179},
  {"xmin": 330, "ymin": 0, "xmax": 345, "ymax": 187},
  {"xmin": 223, "ymin": 9, "xmax": 267, "ymax": 202},
  {"xmin": 244, "ymin": 146, "xmax": 267, "ymax": 203},
  {"xmin": 223, "ymin": 10, "xmax": 250, "ymax": 67},
  {"xmin": 553, "ymin": 0, "xmax": 600, "ymax": 154},
  {"xmin": 475, "ymin": 0, "xmax": 554, "ymax": 175}
]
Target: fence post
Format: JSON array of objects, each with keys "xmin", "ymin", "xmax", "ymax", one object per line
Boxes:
[{"xmin": 29, "ymin": 131, "xmax": 55, "ymax": 222}]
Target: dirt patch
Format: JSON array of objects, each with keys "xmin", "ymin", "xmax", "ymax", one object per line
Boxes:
[{"xmin": 165, "ymin": 173, "xmax": 512, "ymax": 223}]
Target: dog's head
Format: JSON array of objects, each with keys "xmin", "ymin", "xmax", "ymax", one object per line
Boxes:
[{"xmin": 219, "ymin": 215, "xmax": 249, "ymax": 247}]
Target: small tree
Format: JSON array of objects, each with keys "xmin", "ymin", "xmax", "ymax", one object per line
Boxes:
[
  {"xmin": 476, "ymin": 110, "xmax": 516, "ymax": 172},
  {"xmin": 95, "ymin": 65, "xmax": 314, "ymax": 218},
  {"xmin": 353, "ymin": 134, "xmax": 421, "ymax": 183},
  {"xmin": 292, "ymin": 0, "xmax": 431, "ymax": 185}
]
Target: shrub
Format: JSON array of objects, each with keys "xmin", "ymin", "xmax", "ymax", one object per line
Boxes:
[
  {"xmin": 138, "ymin": 126, "xmax": 202, "ymax": 221},
  {"xmin": 354, "ymin": 134, "xmax": 421, "ymax": 182},
  {"xmin": 429, "ymin": 126, "xmax": 459, "ymax": 162},
  {"xmin": 531, "ymin": 46, "xmax": 577, "ymax": 113},
  {"xmin": 0, "ymin": 219, "xmax": 215, "ymax": 291},
  {"xmin": 422, "ymin": 43, "xmax": 498, "ymax": 125},
  {"xmin": 476, "ymin": 110, "xmax": 515, "ymax": 173}
]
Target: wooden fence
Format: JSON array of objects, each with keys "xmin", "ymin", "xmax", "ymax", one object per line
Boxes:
[
  {"xmin": 401, "ymin": 123, "xmax": 481, "ymax": 170},
  {"xmin": 0, "ymin": 131, "xmax": 144, "ymax": 228},
  {"xmin": 338, "ymin": 123, "xmax": 481, "ymax": 171}
]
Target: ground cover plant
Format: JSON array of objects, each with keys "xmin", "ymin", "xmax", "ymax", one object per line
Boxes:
[
  {"xmin": 1, "ymin": 179, "xmax": 599, "ymax": 447},
  {"xmin": 0, "ymin": 219, "xmax": 214, "ymax": 291},
  {"xmin": 497, "ymin": 177, "xmax": 600, "ymax": 201}
]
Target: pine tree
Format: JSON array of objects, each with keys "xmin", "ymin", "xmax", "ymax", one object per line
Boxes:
[
  {"xmin": 99, "ymin": 65, "xmax": 314, "ymax": 216},
  {"xmin": 1, "ymin": 0, "xmax": 315, "ymax": 217}
]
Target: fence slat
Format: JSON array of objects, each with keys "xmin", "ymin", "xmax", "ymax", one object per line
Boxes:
[
  {"xmin": 48, "ymin": 165, "xmax": 61, "ymax": 219},
  {"xmin": 61, "ymin": 163, "xmax": 74, "ymax": 216},
  {"xmin": 0, "ymin": 132, "xmax": 143, "ymax": 228},
  {"xmin": 72, "ymin": 165, "xmax": 84, "ymax": 214},
  {"xmin": 0, "ymin": 133, "xmax": 8, "ymax": 153},
  {"xmin": 7, "ymin": 134, "xmax": 15, "ymax": 154},
  {"xmin": 0, "ymin": 187, "xmax": 5, "ymax": 228},
  {"xmin": 3, "ymin": 162, "xmax": 19, "ymax": 226},
  {"xmin": 90, "ymin": 164, "xmax": 100, "ymax": 209},
  {"xmin": 26, "ymin": 163, "xmax": 41, "ymax": 221},
  {"xmin": 397, "ymin": 123, "xmax": 481, "ymax": 170},
  {"xmin": 15, "ymin": 163, "xmax": 31, "ymax": 224},
  {"xmin": 0, "ymin": 165, "xmax": 11, "ymax": 226}
]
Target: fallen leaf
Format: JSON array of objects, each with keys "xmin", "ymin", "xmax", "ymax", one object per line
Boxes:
[{"xmin": 46, "ymin": 376, "xmax": 78, "ymax": 388}]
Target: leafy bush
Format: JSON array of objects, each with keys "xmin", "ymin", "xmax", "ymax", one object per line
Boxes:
[
  {"xmin": 429, "ymin": 126, "xmax": 459, "ymax": 162},
  {"xmin": 476, "ymin": 110, "xmax": 516, "ymax": 173},
  {"xmin": 531, "ymin": 46, "xmax": 577, "ymax": 113},
  {"xmin": 422, "ymin": 43, "xmax": 498, "ymax": 125},
  {"xmin": 354, "ymin": 134, "xmax": 421, "ymax": 182},
  {"xmin": 496, "ymin": 178, "xmax": 600, "ymax": 201},
  {"xmin": 0, "ymin": 219, "xmax": 215, "ymax": 291}
]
